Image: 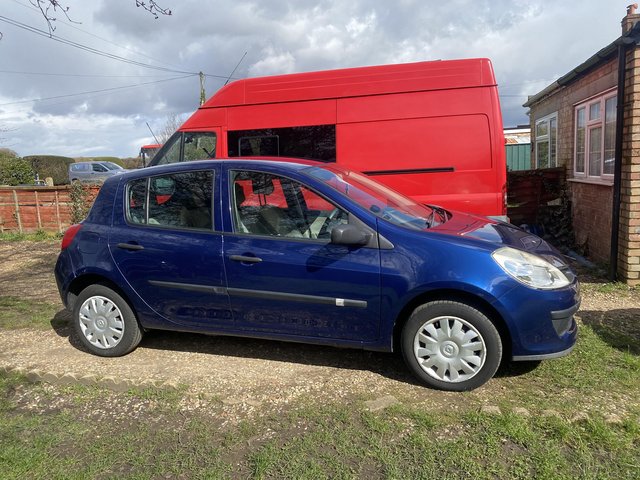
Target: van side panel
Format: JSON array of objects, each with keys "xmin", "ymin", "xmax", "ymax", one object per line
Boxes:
[{"xmin": 225, "ymin": 100, "xmax": 337, "ymax": 130}]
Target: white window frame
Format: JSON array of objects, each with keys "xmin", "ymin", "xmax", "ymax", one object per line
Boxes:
[
  {"xmin": 573, "ymin": 90, "xmax": 616, "ymax": 181},
  {"xmin": 534, "ymin": 112, "xmax": 558, "ymax": 169}
]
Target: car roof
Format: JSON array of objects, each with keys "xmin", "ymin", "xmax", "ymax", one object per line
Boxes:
[{"xmin": 125, "ymin": 157, "xmax": 325, "ymax": 178}]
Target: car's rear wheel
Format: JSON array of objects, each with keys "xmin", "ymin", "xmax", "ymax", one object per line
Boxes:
[
  {"xmin": 73, "ymin": 284, "xmax": 143, "ymax": 357},
  {"xmin": 401, "ymin": 300, "xmax": 502, "ymax": 391}
]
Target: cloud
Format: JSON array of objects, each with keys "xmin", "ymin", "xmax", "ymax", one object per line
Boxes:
[{"xmin": 0, "ymin": 0, "xmax": 630, "ymax": 156}]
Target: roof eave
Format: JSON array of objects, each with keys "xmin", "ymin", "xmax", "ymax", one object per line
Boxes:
[{"xmin": 523, "ymin": 22, "xmax": 640, "ymax": 108}]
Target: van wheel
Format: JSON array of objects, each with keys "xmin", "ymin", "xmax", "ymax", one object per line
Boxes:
[
  {"xmin": 73, "ymin": 284, "xmax": 143, "ymax": 357},
  {"xmin": 401, "ymin": 301, "xmax": 502, "ymax": 391}
]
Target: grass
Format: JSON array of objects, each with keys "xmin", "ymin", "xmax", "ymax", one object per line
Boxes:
[
  {"xmin": 0, "ymin": 273, "xmax": 639, "ymax": 478},
  {"xmin": 0, "ymin": 370, "xmax": 638, "ymax": 479},
  {"xmin": 0, "ymin": 230, "xmax": 62, "ymax": 242},
  {"xmin": 0, "ymin": 297, "xmax": 63, "ymax": 329}
]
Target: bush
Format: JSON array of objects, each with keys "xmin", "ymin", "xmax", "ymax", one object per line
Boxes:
[
  {"xmin": 0, "ymin": 154, "xmax": 35, "ymax": 186},
  {"xmin": 23, "ymin": 155, "xmax": 74, "ymax": 185}
]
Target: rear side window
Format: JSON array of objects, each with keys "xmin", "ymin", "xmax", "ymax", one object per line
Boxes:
[
  {"xmin": 126, "ymin": 170, "xmax": 214, "ymax": 230},
  {"xmin": 228, "ymin": 125, "xmax": 336, "ymax": 162}
]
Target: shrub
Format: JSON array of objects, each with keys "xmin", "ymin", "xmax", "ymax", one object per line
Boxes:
[
  {"xmin": 24, "ymin": 155, "xmax": 74, "ymax": 185},
  {"xmin": 0, "ymin": 155, "xmax": 35, "ymax": 186}
]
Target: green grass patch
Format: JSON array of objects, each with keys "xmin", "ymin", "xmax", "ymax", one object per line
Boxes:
[
  {"xmin": 0, "ymin": 231, "xmax": 62, "ymax": 242},
  {"xmin": 0, "ymin": 296, "xmax": 63, "ymax": 330}
]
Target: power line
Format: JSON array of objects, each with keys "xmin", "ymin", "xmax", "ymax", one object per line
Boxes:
[
  {"xmin": 7, "ymin": 0, "xmax": 183, "ymax": 70},
  {"xmin": 0, "ymin": 14, "xmax": 241, "ymax": 81},
  {"xmin": 0, "ymin": 74, "xmax": 196, "ymax": 107},
  {"xmin": 0, "ymin": 69, "xmax": 179, "ymax": 78},
  {"xmin": 0, "ymin": 15, "xmax": 197, "ymax": 74}
]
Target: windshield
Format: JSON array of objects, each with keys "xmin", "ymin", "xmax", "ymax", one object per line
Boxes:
[
  {"xmin": 304, "ymin": 166, "xmax": 444, "ymax": 229},
  {"xmin": 103, "ymin": 162, "xmax": 123, "ymax": 170}
]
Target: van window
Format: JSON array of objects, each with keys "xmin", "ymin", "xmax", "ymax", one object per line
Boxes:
[
  {"xmin": 228, "ymin": 125, "xmax": 335, "ymax": 162},
  {"xmin": 154, "ymin": 132, "xmax": 217, "ymax": 165}
]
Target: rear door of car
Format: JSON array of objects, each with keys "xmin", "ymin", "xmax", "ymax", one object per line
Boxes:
[
  {"xmin": 221, "ymin": 164, "xmax": 382, "ymax": 342},
  {"xmin": 108, "ymin": 165, "xmax": 233, "ymax": 329}
]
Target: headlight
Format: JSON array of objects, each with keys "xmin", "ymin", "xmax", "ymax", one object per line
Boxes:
[{"xmin": 492, "ymin": 247, "xmax": 571, "ymax": 290}]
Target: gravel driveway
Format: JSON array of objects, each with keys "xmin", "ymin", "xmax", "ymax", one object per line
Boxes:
[{"xmin": 1, "ymin": 240, "xmax": 638, "ymax": 418}]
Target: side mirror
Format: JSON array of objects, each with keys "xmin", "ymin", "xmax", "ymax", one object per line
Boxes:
[{"xmin": 330, "ymin": 224, "xmax": 371, "ymax": 246}]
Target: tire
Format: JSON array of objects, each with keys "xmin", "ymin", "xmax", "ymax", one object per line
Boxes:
[
  {"xmin": 72, "ymin": 284, "xmax": 143, "ymax": 357},
  {"xmin": 401, "ymin": 300, "xmax": 502, "ymax": 391}
]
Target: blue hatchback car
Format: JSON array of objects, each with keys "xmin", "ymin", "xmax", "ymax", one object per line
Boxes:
[{"xmin": 55, "ymin": 159, "xmax": 579, "ymax": 391}]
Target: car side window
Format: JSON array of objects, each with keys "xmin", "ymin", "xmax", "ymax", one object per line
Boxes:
[
  {"xmin": 92, "ymin": 164, "xmax": 108, "ymax": 172},
  {"xmin": 231, "ymin": 170, "xmax": 347, "ymax": 239},
  {"xmin": 126, "ymin": 171, "xmax": 214, "ymax": 230}
]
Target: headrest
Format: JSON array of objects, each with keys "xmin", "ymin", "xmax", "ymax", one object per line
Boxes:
[
  {"xmin": 234, "ymin": 182, "xmax": 245, "ymax": 205},
  {"xmin": 252, "ymin": 175, "xmax": 274, "ymax": 195}
]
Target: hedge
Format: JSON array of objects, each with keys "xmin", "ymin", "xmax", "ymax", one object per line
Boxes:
[{"xmin": 23, "ymin": 155, "xmax": 75, "ymax": 185}]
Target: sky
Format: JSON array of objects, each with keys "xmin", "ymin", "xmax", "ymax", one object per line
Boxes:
[{"xmin": 0, "ymin": 0, "xmax": 629, "ymax": 158}]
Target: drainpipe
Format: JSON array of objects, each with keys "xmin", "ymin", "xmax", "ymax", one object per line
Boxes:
[{"xmin": 609, "ymin": 39, "xmax": 632, "ymax": 281}]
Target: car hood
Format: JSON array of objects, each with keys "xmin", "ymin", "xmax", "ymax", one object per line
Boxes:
[{"xmin": 430, "ymin": 211, "xmax": 566, "ymax": 261}]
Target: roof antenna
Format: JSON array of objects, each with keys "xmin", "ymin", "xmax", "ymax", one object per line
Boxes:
[
  {"xmin": 146, "ymin": 121, "xmax": 160, "ymax": 145},
  {"xmin": 224, "ymin": 51, "xmax": 248, "ymax": 86}
]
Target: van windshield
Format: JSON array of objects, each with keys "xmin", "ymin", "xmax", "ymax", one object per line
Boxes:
[
  {"xmin": 103, "ymin": 162, "xmax": 123, "ymax": 170},
  {"xmin": 304, "ymin": 166, "xmax": 444, "ymax": 229}
]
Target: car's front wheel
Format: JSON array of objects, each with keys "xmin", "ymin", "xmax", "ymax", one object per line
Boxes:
[
  {"xmin": 401, "ymin": 300, "xmax": 502, "ymax": 391},
  {"xmin": 73, "ymin": 284, "xmax": 143, "ymax": 357}
]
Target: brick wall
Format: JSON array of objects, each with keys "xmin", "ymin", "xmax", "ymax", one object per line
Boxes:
[
  {"xmin": 0, "ymin": 186, "xmax": 100, "ymax": 234},
  {"xmin": 570, "ymin": 181, "xmax": 613, "ymax": 264},
  {"xmin": 527, "ymin": 56, "xmax": 622, "ymax": 272}
]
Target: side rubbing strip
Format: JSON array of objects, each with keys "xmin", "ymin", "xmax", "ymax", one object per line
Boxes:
[
  {"xmin": 149, "ymin": 280, "xmax": 227, "ymax": 295},
  {"xmin": 362, "ymin": 167, "xmax": 455, "ymax": 176},
  {"xmin": 227, "ymin": 287, "xmax": 367, "ymax": 308}
]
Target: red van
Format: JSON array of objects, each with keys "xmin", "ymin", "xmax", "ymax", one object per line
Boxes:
[{"xmin": 150, "ymin": 58, "xmax": 507, "ymax": 218}]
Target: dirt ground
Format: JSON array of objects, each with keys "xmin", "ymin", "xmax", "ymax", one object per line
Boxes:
[{"xmin": 1, "ymin": 240, "xmax": 639, "ymax": 421}]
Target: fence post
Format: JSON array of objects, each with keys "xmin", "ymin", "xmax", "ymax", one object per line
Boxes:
[
  {"xmin": 35, "ymin": 190, "xmax": 42, "ymax": 229},
  {"xmin": 12, "ymin": 190, "xmax": 23, "ymax": 234},
  {"xmin": 54, "ymin": 190, "xmax": 62, "ymax": 233}
]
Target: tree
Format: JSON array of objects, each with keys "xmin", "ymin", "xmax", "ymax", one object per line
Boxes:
[
  {"xmin": 0, "ymin": 1, "xmax": 171, "ymax": 39},
  {"xmin": 158, "ymin": 113, "xmax": 185, "ymax": 143}
]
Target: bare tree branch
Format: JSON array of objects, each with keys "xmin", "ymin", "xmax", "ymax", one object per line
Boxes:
[
  {"xmin": 1, "ymin": 1, "xmax": 172, "ymax": 38},
  {"xmin": 135, "ymin": 1, "xmax": 172, "ymax": 19}
]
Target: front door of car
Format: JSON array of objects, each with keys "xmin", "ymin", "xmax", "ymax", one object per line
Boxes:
[
  {"xmin": 222, "ymin": 168, "xmax": 381, "ymax": 342},
  {"xmin": 108, "ymin": 167, "xmax": 233, "ymax": 329}
]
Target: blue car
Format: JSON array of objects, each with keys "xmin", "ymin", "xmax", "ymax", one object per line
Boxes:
[{"xmin": 55, "ymin": 159, "xmax": 579, "ymax": 391}]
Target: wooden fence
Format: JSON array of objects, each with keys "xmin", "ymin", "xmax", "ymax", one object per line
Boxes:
[
  {"xmin": 507, "ymin": 167, "xmax": 566, "ymax": 227},
  {"xmin": 0, "ymin": 185, "xmax": 100, "ymax": 234}
]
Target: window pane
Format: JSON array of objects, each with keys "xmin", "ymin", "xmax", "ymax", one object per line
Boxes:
[
  {"xmin": 537, "ymin": 141, "xmax": 549, "ymax": 169},
  {"xmin": 154, "ymin": 133, "xmax": 182, "ymax": 165},
  {"xmin": 147, "ymin": 171, "xmax": 213, "ymax": 229},
  {"xmin": 231, "ymin": 170, "xmax": 345, "ymax": 239},
  {"xmin": 127, "ymin": 178, "xmax": 148, "ymax": 224},
  {"xmin": 589, "ymin": 127, "xmax": 602, "ymax": 176},
  {"xmin": 549, "ymin": 117, "xmax": 557, "ymax": 167},
  {"xmin": 183, "ymin": 132, "xmax": 217, "ymax": 161},
  {"xmin": 228, "ymin": 125, "xmax": 336, "ymax": 162},
  {"xmin": 575, "ymin": 108, "xmax": 586, "ymax": 173},
  {"xmin": 604, "ymin": 97, "xmax": 616, "ymax": 175},
  {"xmin": 536, "ymin": 120, "xmax": 548, "ymax": 137},
  {"xmin": 589, "ymin": 102, "xmax": 601, "ymax": 121}
]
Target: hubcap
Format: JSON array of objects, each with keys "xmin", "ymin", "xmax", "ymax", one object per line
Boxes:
[
  {"xmin": 413, "ymin": 315, "xmax": 486, "ymax": 383},
  {"xmin": 78, "ymin": 295, "xmax": 125, "ymax": 349}
]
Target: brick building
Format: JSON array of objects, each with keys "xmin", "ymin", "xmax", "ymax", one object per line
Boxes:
[{"xmin": 524, "ymin": 8, "xmax": 640, "ymax": 284}]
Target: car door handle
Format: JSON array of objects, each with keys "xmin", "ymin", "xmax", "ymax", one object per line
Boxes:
[
  {"xmin": 117, "ymin": 242, "xmax": 144, "ymax": 251},
  {"xmin": 229, "ymin": 255, "xmax": 262, "ymax": 263}
]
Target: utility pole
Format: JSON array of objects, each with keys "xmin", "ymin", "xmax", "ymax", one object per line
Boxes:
[{"xmin": 199, "ymin": 71, "xmax": 206, "ymax": 106}]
